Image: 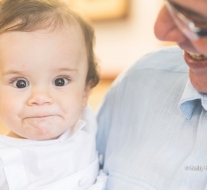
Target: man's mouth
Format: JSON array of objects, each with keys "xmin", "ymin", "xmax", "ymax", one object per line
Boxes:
[
  {"xmin": 184, "ymin": 51, "xmax": 207, "ymax": 70},
  {"xmin": 188, "ymin": 52, "xmax": 207, "ymax": 61}
]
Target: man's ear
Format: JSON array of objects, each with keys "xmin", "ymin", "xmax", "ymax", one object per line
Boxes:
[{"xmin": 82, "ymin": 80, "xmax": 94, "ymax": 107}]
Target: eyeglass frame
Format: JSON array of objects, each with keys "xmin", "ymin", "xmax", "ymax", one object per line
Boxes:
[{"xmin": 165, "ymin": 0, "xmax": 207, "ymax": 40}]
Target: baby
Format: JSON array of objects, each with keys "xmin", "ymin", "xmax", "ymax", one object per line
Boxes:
[{"xmin": 0, "ymin": 0, "xmax": 107, "ymax": 189}]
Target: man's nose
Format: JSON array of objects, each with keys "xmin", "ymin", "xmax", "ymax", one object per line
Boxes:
[
  {"xmin": 27, "ymin": 86, "xmax": 54, "ymax": 106},
  {"xmin": 154, "ymin": 5, "xmax": 186, "ymax": 43}
]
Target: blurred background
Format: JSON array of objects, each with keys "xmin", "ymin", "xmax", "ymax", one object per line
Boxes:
[
  {"xmin": 94, "ymin": 0, "xmax": 160, "ymax": 78},
  {"xmin": 66, "ymin": 0, "xmax": 175, "ymax": 111},
  {"xmin": 70, "ymin": 0, "xmax": 167, "ymax": 78},
  {"xmin": 0, "ymin": 0, "xmax": 176, "ymax": 134}
]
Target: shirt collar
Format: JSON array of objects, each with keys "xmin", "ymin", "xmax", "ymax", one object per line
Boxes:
[
  {"xmin": 178, "ymin": 80, "xmax": 207, "ymax": 119},
  {"xmin": 58, "ymin": 120, "xmax": 86, "ymax": 142}
]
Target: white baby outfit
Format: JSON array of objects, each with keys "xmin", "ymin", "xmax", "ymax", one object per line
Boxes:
[{"xmin": 0, "ymin": 107, "xmax": 107, "ymax": 190}]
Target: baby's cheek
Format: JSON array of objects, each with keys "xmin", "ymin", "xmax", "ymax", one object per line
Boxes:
[
  {"xmin": 0, "ymin": 102, "xmax": 13, "ymax": 120},
  {"xmin": 61, "ymin": 91, "xmax": 82, "ymax": 110},
  {"xmin": 0, "ymin": 109, "xmax": 20, "ymax": 136},
  {"xmin": 0, "ymin": 99, "xmax": 24, "ymax": 127},
  {"xmin": 62, "ymin": 100, "xmax": 82, "ymax": 122},
  {"xmin": 0, "ymin": 92, "xmax": 19, "ymax": 111},
  {"xmin": 0, "ymin": 98, "xmax": 10, "ymax": 129}
]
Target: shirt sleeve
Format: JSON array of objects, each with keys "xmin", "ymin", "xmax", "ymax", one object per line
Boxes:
[
  {"xmin": 87, "ymin": 170, "xmax": 108, "ymax": 190},
  {"xmin": 0, "ymin": 159, "xmax": 9, "ymax": 190},
  {"xmin": 96, "ymin": 85, "xmax": 117, "ymax": 157}
]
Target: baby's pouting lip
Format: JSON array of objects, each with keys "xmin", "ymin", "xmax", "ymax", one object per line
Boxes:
[
  {"xmin": 22, "ymin": 115, "xmax": 60, "ymax": 127},
  {"xmin": 25, "ymin": 112, "xmax": 58, "ymax": 119},
  {"xmin": 23, "ymin": 115, "xmax": 59, "ymax": 122},
  {"xmin": 31, "ymin": 115, "xmax": 53, "ymax": 118}
]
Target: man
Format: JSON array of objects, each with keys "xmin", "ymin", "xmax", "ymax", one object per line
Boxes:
[{"xmin": 97, "ymin": 0, "xmax": 207, "ymax": 189}]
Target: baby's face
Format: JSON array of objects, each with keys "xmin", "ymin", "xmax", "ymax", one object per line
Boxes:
[{"xmin": 0, "ymin": 26, "xmax": 90, "ymax": 140}]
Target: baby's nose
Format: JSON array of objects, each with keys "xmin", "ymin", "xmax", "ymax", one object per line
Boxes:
[{"xmin": 27, "ymin": 88, "xmax": 54, "ymax": 106}]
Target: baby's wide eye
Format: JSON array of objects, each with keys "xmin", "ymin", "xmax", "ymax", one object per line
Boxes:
[
  {"xmin": 13, "ymin": 79, "xmax": 29, "ymax": 88},
  {"xmin": 53, "ymin": 78, "xmax": 69, "ymax": 86}
]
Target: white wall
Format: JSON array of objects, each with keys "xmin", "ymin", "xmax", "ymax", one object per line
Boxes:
[{"xmin": 93, "ymin": 0, "xmax": 164, "ymax": 78}]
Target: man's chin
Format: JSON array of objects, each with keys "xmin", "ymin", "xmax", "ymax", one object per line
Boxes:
[
  {"xmin": 182, "ymin": 49, "xmax": 207, "ymax": 93},
  {"xmin": 189, "ymin": 69, "xmax": 207, "ymax": 93}
]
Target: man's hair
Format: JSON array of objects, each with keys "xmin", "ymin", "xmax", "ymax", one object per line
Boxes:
[{"xmin": 0, "ymin": 0, "xmax": 99, "ymax": 87}]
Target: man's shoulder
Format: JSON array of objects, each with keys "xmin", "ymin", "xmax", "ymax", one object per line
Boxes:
[
  {"xmin": 112, "ymin": 46, "xmax": 188, "ymax": 87},
  {"xmin": 130, "ymin": 46, "xmax": 187, "ymax": 72}
]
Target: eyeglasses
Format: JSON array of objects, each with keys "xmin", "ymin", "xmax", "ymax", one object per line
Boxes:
[{"xmin": 165, "ymin": 0, "xmax": 207, "ymax": 40}]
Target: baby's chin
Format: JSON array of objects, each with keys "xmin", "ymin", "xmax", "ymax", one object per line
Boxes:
[
  {"xmin": 21, "ymin": 116, "xmax": 66, "ymax": 140},
  {"xmin": 6, "ymin": 117, "xmax": 69, "ymax": 140},
  {"xmin": 7, "ymin": 128, "xmax": 63, "ymax": 140},
  {"xmin": 26, "ymin": 133, "xmax": 62, "ymax": 140},
  {"xmin": 22, "ymin": 125, "xmax": 64, "ymax": 140}
]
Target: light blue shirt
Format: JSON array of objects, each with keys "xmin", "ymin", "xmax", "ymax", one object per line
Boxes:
[{"xmin": 97, "ymin": 46, "xmax": 207, "ymax": 190}]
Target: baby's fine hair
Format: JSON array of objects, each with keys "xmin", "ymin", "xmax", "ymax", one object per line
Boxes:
[{"xmin": 0, "ymin": 0, "xmax": 99, "ymax": 86}]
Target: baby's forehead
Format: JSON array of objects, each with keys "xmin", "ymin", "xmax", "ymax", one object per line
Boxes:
[
  {"xmin": 0, "ymin": 20, "xmax": 85, "ymax": 48},
  {"xmin": 0, "ymin": 25, "xmax": 87, "ymax": 64}
]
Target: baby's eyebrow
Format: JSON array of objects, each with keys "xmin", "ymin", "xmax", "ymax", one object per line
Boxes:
[
  {"xmin": 2, "ymin": 70, "xmax": 23, "ymax": 76},
  {"xmin": 55, "ymin": 68, "xmax": 78, "ymax": 72},
  {"xmin": 2, "ymin": 68, "xmax": 78, "ymax": 76}
]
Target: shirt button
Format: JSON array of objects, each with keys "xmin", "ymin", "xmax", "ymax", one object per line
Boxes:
[{"xmin": 78, "ymin": 177, "xmax": 89, "ymax": 187}]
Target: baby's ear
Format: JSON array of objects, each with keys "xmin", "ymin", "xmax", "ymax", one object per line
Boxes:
[{"xmin": 82, "ymin": 80, "xmax": 94, "ymax": 107}]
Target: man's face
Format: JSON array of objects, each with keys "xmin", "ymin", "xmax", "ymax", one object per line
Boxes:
[
  {"xmin": 0, "ymin": 26, "xmax": 91, "ymax": 140},
  {"xmin": 154, "ymin": 0, "xmax": 207, "ymax": 93}
]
